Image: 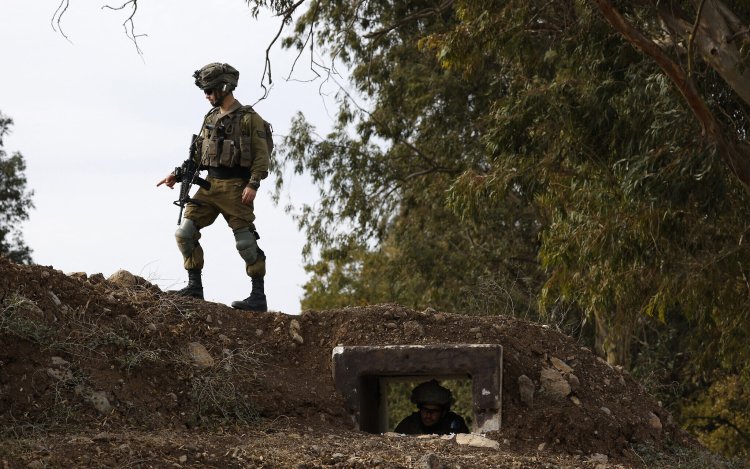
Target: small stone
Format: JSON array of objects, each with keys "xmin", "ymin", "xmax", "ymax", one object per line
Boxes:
[
  {"xmin": 600, "ymin": 406, "xmax": 611, "ymax": 415},
  {"xmin": 455, "ymin": 433, "xmax": 500, "ymax": 449},
  {"xmin": 89, "ymin": 391, "xmax": 113, "ymax": 414},
  {"xmin": 47, "ymin": 368, "xmax": 73, "ymax": 381},
  {"xmin": 384, "ymin": 322, "xmax": 398, "ymax": 330},
  {"xmin": 107, "ymin": 269, "xmax": 138, "ymax": 287},
  {"xmin": 648, "ymin": 412, "xmax": 663, "ymax": 432},
  {"xmin": 179, "ymin": 455, "xmax": 188, "ymax": 463},
  {"xmin": 550, "ymin": 356, "xmax": 573, "ymax": 374},
  {"xmin": 588, "ymin": 453, "xmax": 608, "ymax": 464},
  {"xmin": 48, "ymin": 291, "xmax": 62, "ymax": 306},
  {"xmin": 187, "ymin": 342, "xmax": 215, "ymax": 368},
  {"xmin": 538, "ymin": 442, "xmax": 546, "ymax": 451},
  {"xmin": 540, "ymin": 367, "xmax": 571, "ymax": 398},
  {"xmin": 570, "ymin": 395, "xmax": 581, "ymax": 406},
  {"xmin": 518, "ymin": 375, "xmax": 535, "ymax": 407},
  {"xmin": 567, "ymin": 373, "xmax": 580, "ymax": 390},
  {"xmin": 51, "ymin": 356, "xmax": 70, "ymax": 366}
]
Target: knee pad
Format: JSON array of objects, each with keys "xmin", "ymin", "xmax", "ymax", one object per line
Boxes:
[
  {"xmin": 246, "ymin": 248, "xmax": 266, "ymax": 277},
  {"xmin": 175, "ymin": 218, "xmax": 198, "ymax": 258},
  {"xmin": 234, "ymin": 228, "xmax": 259, "ymax": 265}
]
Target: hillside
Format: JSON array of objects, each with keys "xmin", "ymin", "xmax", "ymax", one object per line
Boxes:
[{"xmin": 0, "ymin": 256, "xmax": 730, "ymax": 468}]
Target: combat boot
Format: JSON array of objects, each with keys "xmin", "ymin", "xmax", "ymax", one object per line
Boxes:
[
  {"xmin": 169, "ymin": 268, "xmax": 204, "ymax": 299},
  {"xmin": 231, "ymin": 276, "xmax": 267, "ymax": 312}
]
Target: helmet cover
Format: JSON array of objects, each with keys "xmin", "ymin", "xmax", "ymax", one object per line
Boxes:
[
  {"xmin": 193, "ymin": 62, "xmax": 239, "ymax": 91},
  {"xmin": 410, "ymin": 379, "xmax": 454, "ymax": 407}
]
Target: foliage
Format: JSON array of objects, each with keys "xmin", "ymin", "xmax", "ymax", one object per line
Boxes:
[
  {"xmin": 0, "ymin": 111, "xmax": 34, "ymax": 264},
  {"xmin": 681, "ymin": 374, "xmax": 750, "ymax": 461},
  {"xmin": 246, "ymin": 0, "xmax": 750, "ymax": 458}
]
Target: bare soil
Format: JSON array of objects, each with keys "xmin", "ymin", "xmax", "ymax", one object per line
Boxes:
[{"xmin": 0, "ymin": 257, "xmax": 728, "ymax": 468}]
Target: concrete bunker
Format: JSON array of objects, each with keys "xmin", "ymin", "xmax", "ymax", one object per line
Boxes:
[{"xmin": 332, "ymin": 344, "xmax": 503, "ymax": 434}]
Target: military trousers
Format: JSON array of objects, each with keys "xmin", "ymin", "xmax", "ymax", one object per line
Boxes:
[{"xmin": 179, "ymin": 176, "xmax": 265, "ymax": 277}]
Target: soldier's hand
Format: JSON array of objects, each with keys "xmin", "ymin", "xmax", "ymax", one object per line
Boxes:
[
  {"xmin": 241, "ymin": 186, "xmax": 257, "ymax": 205},
  {"xmin": 157, "ymin": 173, "xmax": 177, "ymax": 189}
]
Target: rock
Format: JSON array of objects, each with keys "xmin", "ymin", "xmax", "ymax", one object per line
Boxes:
[
  {"xmin": 187, "ymin": 342, "xmax": 215, "ymax": 368},
  {"xmin": 537, "ymin": 442, "xmax": 546, "ymax": 451},
  {"xmin": 92, "ymin": 432, "xmax": 117, "ymax": 442},
  {"xmin": 46, "ymin": 367, "xmax": 73, "ymax": 381},
  {"xmin": 540, "ymin": 367, "xmax": 571, "ymax": 398},
  {"xmin": 179, "ymin": 455, "xmax": 188, "ymax": 463},
  {"xmin": 550, "ymin": 356, "xmax": 573, "ymax": 374},
  {"xmin": 89, "ymin": 391, "xmax": 113, "ymax": 414},
  {"xmin": 51, "ymin": 356, "xmax": 70, "ymax": 366},
  {"xmin": 517, "ymin": 375, "xmax": 535, "ymax": 407},
  {"xmin": 587, "ymin": 453, "xmax": 608, "ymax": 464},
  {"xmin": 289, "ymin": 320, "xmax": 304, "ymax": 344},
  {"xmin": 403, "ymin": 320, "xmax": 425, "ymax": 337},
  {"xmin": 570, "ymin": 395, "xmax": 581, "ymax": 406},
  {"xmin": 648, "ymin": 412, "xmax": 663, "ymax": 432},
  {"xmin": 455, "ymin": 433, "xmax": 500, "ymax": 450},
  {"xmin": 384, "ymin": 322, "xmax": 398, "ymax": 330},
  {"xmin": 469, "ymin": 327, "xmax": 481, "ymax": 333},
  {"xmin": 421, "ymin": 307, "xmax": 436, "ymax": 315},
  {"xmin": 566, "ymin": 373, "xmax": 580, "ymax": 390},
  {"xmin": 107, "ymin": 269, "xmax": 138, "ymax": 287},
  {"xmin": 600, "ymin": 407, "xmax": 611, "ymax": 416},
  {"xmin": 48, "ymin": 291, "xmax": 62, "ymax": 306}
]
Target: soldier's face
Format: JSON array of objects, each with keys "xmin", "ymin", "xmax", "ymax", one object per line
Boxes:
[
  {"xmin": 204, "ymin": 88, "xmax": 225, "ymax": 107},
  {"xmin": 419, "ymin": 404, "xmax": 445, "ymax": 427}
]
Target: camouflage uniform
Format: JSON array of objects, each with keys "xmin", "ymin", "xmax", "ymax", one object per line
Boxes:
[
  {"xmin": 181, "ymin": 99, "xmax": 270, "ymax": 279},
  {"xmin": 169, "ymin": 63, "xmax": 271, "ymax": 312}
]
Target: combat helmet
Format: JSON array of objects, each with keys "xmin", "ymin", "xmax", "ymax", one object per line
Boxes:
[
  {"xmin": 193, "ymin": 62, "xmax": 239, "ymax": 92},
  {"xmin": 410, "ymin": 379, "xmax": 454, "ymax": 407}
]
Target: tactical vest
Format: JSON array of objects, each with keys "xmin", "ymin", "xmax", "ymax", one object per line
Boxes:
[{"xmin": 199, "ymin": 105, "xmax": 257, "ymax": 169}]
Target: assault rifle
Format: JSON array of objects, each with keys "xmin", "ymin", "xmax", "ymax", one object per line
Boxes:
[{"xmin": 173, "ymin": 134, "xmax": 211, "ymax": 225}]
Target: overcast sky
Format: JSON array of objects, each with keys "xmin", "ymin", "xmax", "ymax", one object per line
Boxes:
[{"xmin": 0, "ymin": 0, "xmax": 341, "ymax": 314}]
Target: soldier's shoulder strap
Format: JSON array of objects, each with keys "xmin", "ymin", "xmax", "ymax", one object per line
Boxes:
[{"xmin": 239, "ymin": 105, "xmax": 274, "ymax": 155}]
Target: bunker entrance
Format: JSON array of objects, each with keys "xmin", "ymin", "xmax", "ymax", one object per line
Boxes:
[{"xmin": 332, "ymin": 345, "xmax": 502, "ymax": 434}]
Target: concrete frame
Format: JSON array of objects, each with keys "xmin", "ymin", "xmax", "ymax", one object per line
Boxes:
[{"xmin": 332, "ymin": 344, "xmax": 503, "ymax": 434}]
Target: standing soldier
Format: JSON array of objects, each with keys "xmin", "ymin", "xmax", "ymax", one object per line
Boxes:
[{"xmin": 157, "ymin": 62, "xmax": 270, "ymax": 312}]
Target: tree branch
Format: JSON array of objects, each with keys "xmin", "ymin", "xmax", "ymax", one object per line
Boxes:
[
  {"xmin": 592, "ymin": 0, "xmax": 750, "ymax": 190},
  {"xmin": 364, "ymin": 0, "xmax": 455, "ymax": 40},
  {"xmin": 687, "ymin": 0, "xmax": 708, "ymax": 78},
  {"xmin": 102, "ymin": 0, "xmax": 147, "ymax": 56}
]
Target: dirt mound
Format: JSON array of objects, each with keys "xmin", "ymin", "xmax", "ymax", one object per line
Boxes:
[{"xmin": 0, "ymin": 257, "xmax": 712, "ymax": 468}]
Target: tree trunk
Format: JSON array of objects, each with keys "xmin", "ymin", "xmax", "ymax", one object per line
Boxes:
[{"xmin": 594, "ymin": 307, "xmax": 633, "ymax": 368}]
